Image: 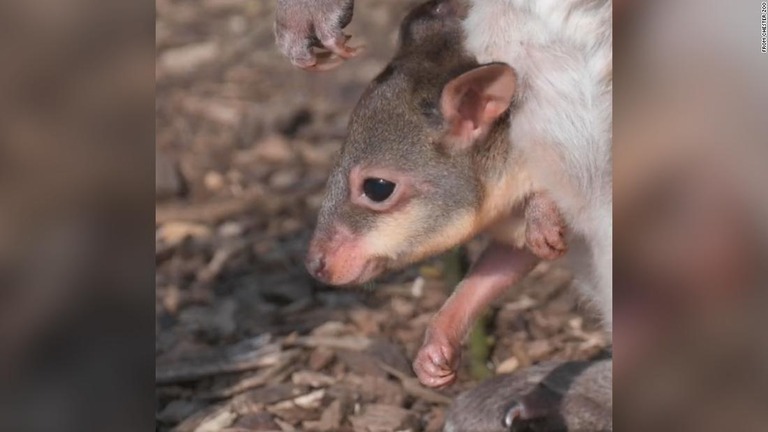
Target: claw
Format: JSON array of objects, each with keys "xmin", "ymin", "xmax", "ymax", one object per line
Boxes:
[
  {"xmin": 303, "ymin": 38, "xmax": 364, "ymax": 72},
  {"xmin": 323, "ymin": 34, "xmax": 363, "ymax": 59},
  {"xmin": 304, "ymin": 55, "xmax": 344, "ymax": 71},
  {"xmin": 501, "ymin": 392, "xmax": 569, "ymax": 432},
  {"xmin": 502, "ymin": 401, "xmax": 530, "ymax": 431},
  {"xmin": 502, "ymin": 401, "xmax": 521, "ymax": 428}
]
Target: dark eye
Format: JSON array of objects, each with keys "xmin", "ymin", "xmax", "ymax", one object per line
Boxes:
[{"xmin": 362, "ymin": 178, "xmax": 396, "ymax": 202}]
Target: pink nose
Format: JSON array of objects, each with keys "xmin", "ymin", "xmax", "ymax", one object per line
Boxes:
[{"xmin": 305, "ymin": 251, "xmax": 329, "ymax": 283}]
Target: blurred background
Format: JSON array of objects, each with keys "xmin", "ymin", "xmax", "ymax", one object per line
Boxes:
[
  {"xmin": 614, "ymin": 0, "xmax": 768, "ymax": 430},
  {"xmin": 0, "ymin": 0, "xmax": 764, "ymax": 431}
]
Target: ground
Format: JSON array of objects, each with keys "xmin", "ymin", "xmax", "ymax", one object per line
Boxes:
[{"xmin": 155, "ymin": 1, "xmax": 607, "ymax": 430}]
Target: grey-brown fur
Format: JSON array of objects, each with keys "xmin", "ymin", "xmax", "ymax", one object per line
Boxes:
[
  {"xmin": 445, "ymin": 359, "xmax": 612, "ymax": 432},
  {"xmin": 316, "ymin": 0, "xmax": 510, "ymax": 251}
]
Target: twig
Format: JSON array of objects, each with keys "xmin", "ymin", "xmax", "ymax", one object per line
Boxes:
[
  {"xmin": 197, "ymin": 349, "xmax": 301, "ymax": 400},
  {"xmin": 442, "ymin": 246, "xmax": 490, "ymax": 380},
  {"xmin": 156, "ymin": 188, "xmax": 264, "ymax": 225},
  {"xmin": 195, "ymin": 238, "xmax": 249, "ymax": 284},
  {"xmin": 468, "ymin": 312, "xmax": 492, "ymax": 380},
  {"xmin": 156, "ymin": 335, "xmax": 279, "ymax": 384},
  {"xmin": 291, "ymin": 335, "xmax": 372, "ymax": 352}
]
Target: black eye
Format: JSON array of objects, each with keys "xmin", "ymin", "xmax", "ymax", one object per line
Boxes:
[{"xmin": 362, "ymin": 178, "xmax": 396, "ymax": 202}]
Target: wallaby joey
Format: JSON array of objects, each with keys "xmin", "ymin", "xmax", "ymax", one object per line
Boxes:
[
  {"xmin": 305, "ymin": 0, "xmax": 566, "ymax": 384},
  {"xmin": 292, "ymin": 0, "xmax": 612, "ymax": 430}
]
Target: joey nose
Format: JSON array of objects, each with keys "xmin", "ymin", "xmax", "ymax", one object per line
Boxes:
[{"xmin": 305, "ymin": 253, "xmax": 327, "ymax": 281}]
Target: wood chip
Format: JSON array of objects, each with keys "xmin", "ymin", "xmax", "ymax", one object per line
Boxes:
[
  {"xmin": 526, "ymin": 339, "xmax": 555, "ymax": 362},
  {"xmin": 156, "ymin": 336, "xmax": 279, "ymax": 385},
  {"xmin": 173, "ymin": 403, "xmax": 231, "ymax": 432},
  {"xmin": 198, "ymin": 349, "xmax": 301, "ymax": 399},
  {"xmin": 230, "ymin": 410, "xmax": 280, "ymax": 430},
  {"xmin": 159, "ymin": 41, "xmax": 218, "ymax": 76},
  {"xmin": 293, "ymin": 389, "xmax": 326, "ymax": 409},
  {"xmin": 389, "ymin": 297, "xmax": 416, "ymax": 318},
  {"xmin": 231, "ymin": 383, "xmax": 300, "ymax": 414},
  {"xmin": 195, "ymin": 239, "xmax": 248, "ymax": 284},
  {"xmin": 157, "ymin": 222, "xmax": 212, "ymax": 247},
  {"xmin": 337, "ymin": 374, "xmax": 405, "ymax": 406},
  {"xmin": 348, "ymin": 308, "xmax": 384, "ymax": 335},
  {"xmin": 267, "ymin": 397, "xmax": 320, "ymax": 424},
  {"xmin": 302, "ymin": 398, "xmax": 344, "ymax": 432},
  {"xmin": 501, "ymin": 295, "xmax": 538, "ymax": 312},
  {"xmin": 273, "ymin": 417, "xmax": 296, "ymax": 432},
  {"xmin": 294, "ymin": 335, "xmax": 372, "ymax": 352},
  {"xmin": 193, "ymin": 407, "xmax": 237, "ymax": 432},
  {"xmin": 310, "ymin": 321, "xmax": 351, "ymax": 337},
  {"xmin": 162, "ymin": 284, "xmax": 182, "ymax": 315},
  {"xmin": 156, "ymin": 187, "xmax": 264, "ymax": 225},
  {"xmin": 496, "ymin": 355, "xmax": 521, "ymax": 374},
  {"xmin": 291, "ymin": 370, "xmax": 336, "ymax": 388},
  {"xmin": 366, "ymin": 340, "xmax": 412, "ymax": 377},
  {"xmin": 349, "ymin": 404, "xmax": 419, "ymax": 432},
  {"xmin": 236, "ymin": 134, "xmax": 295, "ymax": 165},
  {"xmin": 308, "ymin": 347, "xmax": 335, "ymax": 371},
  {"xmin": 376, "ymin": 361, "xmax": 452, "ymax": 405},
  {"xmin": 337, "ymin": 350, "xmax": 388, "ymax": 378}
]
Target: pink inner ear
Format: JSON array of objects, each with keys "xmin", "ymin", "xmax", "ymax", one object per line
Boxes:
[
  {"xmin": 440, "ymin": 64, "xmax": 517, "ymax": 147},
  {"xmin": 482, "ymin": 98, "xmax": 509, "ymax": 122},
  {"xmin": 456, "ymin": 88, "xmax": 483, "ymax": 129}
]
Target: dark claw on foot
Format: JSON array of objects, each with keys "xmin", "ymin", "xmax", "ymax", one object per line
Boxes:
[
  {"xmin": 502, "ymin": 388, "xmax": 568, "ymax": 432},
  {"xmin": 502, "ymin": 401, "xmax": 524, "ymax": 429}
]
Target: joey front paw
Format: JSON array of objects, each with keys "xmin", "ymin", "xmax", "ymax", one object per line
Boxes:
[
  {"xmin": 413, "ymin": 336, "xmax": 459, "ymax": 388},
  {"xmin": 524, "ymin": 193, "xmax": 568, "ymax": 260},
  {"xmin": 525, "ymin": 221, "xmax": 567, "ymax": 260}
]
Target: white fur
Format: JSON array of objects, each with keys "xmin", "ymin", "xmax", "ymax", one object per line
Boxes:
[{"xmin": 464, "ymin": 0, "xmax": 613, "ymax": 328}]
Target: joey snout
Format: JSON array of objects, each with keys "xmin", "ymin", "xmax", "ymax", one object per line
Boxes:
[{"xmin": 305, "ymin": 224, "xmax": 384, "ymax": 286}]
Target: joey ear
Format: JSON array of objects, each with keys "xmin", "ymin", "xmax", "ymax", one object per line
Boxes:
[{"xmin": 440, "ymin": 63, "xmax": 517, "ymax": 150}]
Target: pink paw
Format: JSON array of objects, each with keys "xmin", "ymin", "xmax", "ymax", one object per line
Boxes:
[
  {"xmin": 525, "ymin": 193, "xmax": 568, "ymax": 260},
  {"xmin": 525, "ymin": 219, "xmax": 567, "ymax": 260},
  {"xmin": 413, "ymin": 332, "xmax": 459, "ymax": 388}
]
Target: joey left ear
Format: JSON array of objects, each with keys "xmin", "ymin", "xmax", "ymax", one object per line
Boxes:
[{"xmin": 439, "ymin": 63, "xmax": 517, "ymax": 151}]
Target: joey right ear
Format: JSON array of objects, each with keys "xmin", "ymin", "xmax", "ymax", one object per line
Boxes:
[{"xmin": 439, "ymin": 63, "xmax": 517, "ymax": 151}]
